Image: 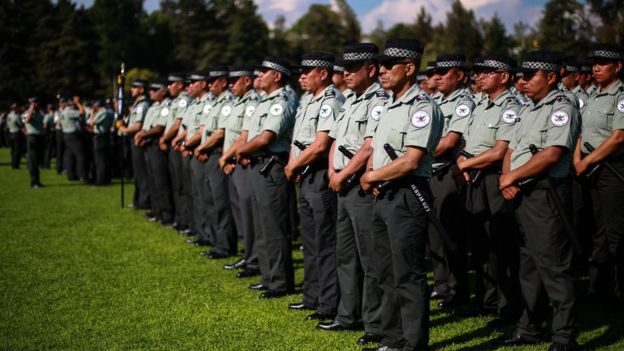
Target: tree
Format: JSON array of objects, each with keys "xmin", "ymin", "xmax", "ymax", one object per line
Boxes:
[
  {"xmin": 482, "ymin": 14, "xmax": 515, "ymax": 56},
  {"xmin": 442, "ymin": 0, "xmax": 483, "ymax": 59},
  {"xmin": 289, "ymin": 4, "xmax": 346, "ymax": 59},
  {"xmin": 334, "ymin": 0, "xmax": 361, "ymax": 44},
  {"xmin": 537, "ymin": 0, "xmax": 591, "ymax": 56},
  {"xmin": 222, "ymin": 0, "xmax": 269, "ymax": 64},
  {"xmin": 413, "ymin": 6, "xmax": 433, "ymax": 45},
  {"xmin": 587, "ymin": 0, "xmax": 624, "ymax": 44}
]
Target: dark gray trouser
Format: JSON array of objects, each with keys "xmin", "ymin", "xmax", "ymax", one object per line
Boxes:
[
  {"xmin": 466, "ymin": 172, "xmax": 521, "ymax": 317},
  {"xmin": 428, "ymin": 165, "xmax": 468, "ymax": 300},
  {"xmin": 191, "ymin": 156, "xmax": 210, "ymax": 242},
  {"xmin": 249, "ymin": 159, "xmax": 294, "ymax": 292},
  {"xmin": 373, "ymin": 182, "xmax": 430, "ymax": 351},
  {"xmin": 145, "ymin": 143, "xmax": 174, "ymax": 222},
  {"xmin": 55, "ymin": 130, "xmax": 64, "ymax": 174},
  {"xmin": 335, "ymin": 185, "xmax": 382, "ymax": 333},
  {"xmin": 203, "ymin": 151, "xmax": 236, "ymax": 255},
  {"xmin": 231, "ymin": 165, "xmax": 258, "ymax": 269},
  {"xmin": 64, "ymin": 132, "xmax": 86, "ymax": 180},
  {"xmin": 131, "ymin": 141, "xmax": 150, "ymax": 208},
  {"xmin": 10, "ymin": 132, "xmax": 22, "ymax": 168},
  {"xmin": 299, "ymin": 167, "xmax": 338, "ymax": 314},
  {"xmin": 514, "ymin": 178, "xmax": 578, "ymax": 345},
  {"xmin": 168, "ymin": 147, "xmax": 184, "ymax": 226},
  {"xmin": 44, "ymin": 131, "xmax": 55, "ymax": 168},
  {"xmin": 93, "ymin": 134, "xmax": 111, "ymax": 185},
  {"xmin": 180, "ymin": 154, "xmax": 194, "ymax": 231},
  {"xmin": 26, "ymin": 134, "xmax": 43, "ymax": 185},
  {"xmin": 588, "ymin": 160, "xmax": 624, "ymax": 299}
]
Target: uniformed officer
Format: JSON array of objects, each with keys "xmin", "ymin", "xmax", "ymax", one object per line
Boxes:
[
  {"xmin": 511, "ymin": 71, "xmax": 530, "ymax": 105},
  {"xmin": 160, "ymin": 73, "xmax": 191, "ymax": 232},
  {"xmin": 424, "ymin": 61, "xmax": 441, "ymax": 100},
  {"xmin": 579, "ymin": 61, "xmax": 597, "ymax": 97},
  {"xmin": 176, "ymin": 72, "xmax": 214, "ymax": 246},
  {"xmin": 284, "ymin": 52, "xmax": 344, "ymax": 320},
  {"xmin": 24, "ymin": 97, "xmax": 45, "ymax": 188},
  {"xmin": 136, "ymin": 82, "xmax": 174, "ymax": 225},
  {"xmin": 87, "ymin": 100, "xmax": 113, "ymax": 185},
  {"xmin": 561, "ymin": 61, "xmax": 590, "ymax": 113},
  {"xmin": 119, "ymin": 80, "xmax": 151, "ymax": 209},
  {"xmin": 332, "ymin": 61, "xmax": 350, "ymax": 96},
  {"xmin": 457, "ymin": 54, "xmax": 522, "ymax": 322},
  {"xmin": 43, "ymin": 104, "xmax": 56, "ymax": 169},
  {"xmin": 497, "ymin": 51, "xmax": 582, "ymax": 350},
  {"xmin": 60, "ymin": 96, "xmax": 87, "ymax": 182},
  {"xmin": 7, "ymin": 103, "xmax": 24, "ymax": 169},
  {"xmin": 359, "ymin": 38, "xmax": 443, "ymax": 351},
  {"xmin": 218, "ymin": 65, "xmax": 261, "ymax": 276},
  {"xmin": 430, "ymin": 54, "xmax": 475, "ymax": 309},
  {"xmin": 574, "ymin": 44, "xmax": 624, "ymax": 310},
  {"xmin": 235, "ymin": 56, "xmax": 296, "ymax": 298},
  {"xmin": 194, "ymin": 67, "xmax": 237, "ymax": 258},
  {"xmin": 316, "ymin": 43, "xmax": 386, "ymax": 346}
]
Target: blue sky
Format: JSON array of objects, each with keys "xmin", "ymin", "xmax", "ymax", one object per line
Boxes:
[{"xmin": 73, "ymin": 0, "xmax": 548, "ymax": 32}]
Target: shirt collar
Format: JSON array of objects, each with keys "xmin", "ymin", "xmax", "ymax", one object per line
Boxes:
[{"xmin": 388, "ymin": 83, "xmax": 421, "ymax": 108}]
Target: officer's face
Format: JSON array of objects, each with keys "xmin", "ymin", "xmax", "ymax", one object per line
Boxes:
[
  {"xmin": 379, "ymin": 59, "xmax": 415, "ymax": 91},
  {"xmin": 188, "ymin": 81, "xmax": 205, "ymax": 98},
  {"xmin": 258, "ymin": 69, "xmax": 278, "ymax": 90},
  {"xmin": 479, "ymin": 70, "xmax": 508, "ymax": 94},
  {"xmin": 592, "ymin": 59, "xmax": 622, "ymax": 86},
  {"xmin": 304, "ymin": 67, "xmax": 329, "ymax": 93},
  {"xmin": 210, "ymin": 78, "xmax": 227, "ymax": 96},
  {"xmin": 229, "ymin": 76, "xmax": 251, "ymax": 97},
  {"xmin": 522, "ymin": 70, "xmax": 555, "ymax": 102},
  {"xmin": 344, "ymin": 61, "xmax": 376, "ymax": 92},
  {"xmin": 298, "ymin": 73, "xmax": 307, "ymax": 91},
  {"xmin": 332, "ymin": 72, "xmax": 344, "ymax": 87},
  {"xmin": 131, "ymin": 86, "xmax": 143, "ymax": 98},
  {"xmin": 435, "ymin": 68, "xmax": 463, "ymax": 96},
  {"xmin": 561, "ymin": 71, "xmax": 579, "ymax": 90},
  {"xmin": 168, "ymin": 81, "xmax": 184, "ymax": 96}
]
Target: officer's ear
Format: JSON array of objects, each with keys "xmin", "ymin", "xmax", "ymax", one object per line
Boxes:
[
  {"xmin": 273, "ymin": 71, "xmax": 283, "ymax": 84},
  {"xmin": 405, "ymin": 61, "xmax": 417, "ymax": 78},
  {"xmin": 367, "ymin": 62, "xmax": 378, "ymax": 79},
  {"xmin": 615, "ymin": 61, "xmax": 623, "ymax": 74},
  {"xmin": 500, "ymin": 71, "xmax": 511, "ymax": 85}
]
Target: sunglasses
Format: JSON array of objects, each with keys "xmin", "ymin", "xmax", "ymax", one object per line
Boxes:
[{"xmin": 380, "ymin": 58, "xmax": 413, "ymax": 69}]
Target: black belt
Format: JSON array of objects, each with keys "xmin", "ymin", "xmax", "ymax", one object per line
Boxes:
[{"xmin": 250, "ymin": 153, "xmax": 288, "ymax": 165}]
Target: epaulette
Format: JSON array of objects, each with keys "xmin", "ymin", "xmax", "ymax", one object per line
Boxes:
[
  {"xmin": 556, "ymin": 95, "xmax": 571, "ymax": 103},
  {"xmin": 416, "ymin": 93, "xmax": 429, "ymax": 101},
  {"xmin": 277, "ymin": 90, "xmax": 289, "ymax": 101},
  {"xmin": 506, "ymin": 96, "xmax": 521, "ymax": 105},
  {"xmin": 339, "ymin": 108, "xmax": 345, "ymax": 113},
  {"xmin": 619, "ymin": 86, "xmax": 624, "ymax": 92},
  {"xmin": 376, "ymin": 90, "xmax": 389, "ymax": 99},
  {"xmin": 325, "ymin": 89, "xmax": 336, "ymax": 98}
]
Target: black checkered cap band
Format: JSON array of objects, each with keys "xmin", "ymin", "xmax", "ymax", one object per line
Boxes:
[
  {"xmin": 581, "ymin": 65, "xmax": 592, "ymax": 72},
  {"xmin": 333, "ymin": 65, "xmax": 344, "ymax": 72},
  {"xmin": 301, "ymin": 59, "xmax": 333, "ymax": 68},
  {"xmin": 437, "ymin": 61, "xmax": 464, "ymax": 68},
  {"xmin": 384, "ymin": 47, "xmax": 421, "ymax": 59},
  {"xmin": 522, "ymin": 61, "xmax": 559, "ymax": 71},
  {"xmin": 343, "ymin": 52, "xmax": 376, "ymax": 61},
  {"xmin": 189, "ymin": 74, "xmax": 206, "ymax": 81},
  {"xmin": 168, "ymin": 75, "xmax": 184, "ymax": 81},
  {"xmin": 229, "ymin": 70, "xmax": 254, "ymax": 78},
  {"xmin": 565, "ymin": 65, "xmax": 579, "ymax": 72},
  {"xmin": 592, "ymin": 49, "xmax": 624, "ymax": 60},
  {"xmin": 482, "ymin": 59, "xmax": 512, "ymax": 70},
  {"xmin": 210, "ymin": 71, "xmax": 228, "ymax": 77},
  {"xmin": 262, "ymin": 60, "xmax": 290, "ymax": 75}
]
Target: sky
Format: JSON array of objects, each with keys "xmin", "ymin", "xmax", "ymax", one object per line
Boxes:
[{"xmin": 72, "ymin": 0, "xmax": 547, "ymax": 33}]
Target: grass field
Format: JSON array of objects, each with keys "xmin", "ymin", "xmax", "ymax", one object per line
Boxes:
[{"xmin": 0, "ymin": 148, "xmax": 623, "ymax": 351}]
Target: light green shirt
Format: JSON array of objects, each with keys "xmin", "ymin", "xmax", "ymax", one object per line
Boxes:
[
  {"xmin": 571, "ymin": 85, "xmax": 589, "ymax": 115},
  {"xmin": 581, "ymin": 79, "xmax": 624, "ymax": 156},
  {"xmin": 128, "ymin": 96, "xmax": 149, "ymax": 126},
  {"xmin": 438, "ymin": 87, "xmax": 475, "ymax": 137},
  {"xmin": 201, "ymin": 90, "xmax": 234, "ymax": 143},
  {"xmin": 142, "ymin": 99, "xmax": 169, "ymax": 132},
  {"xmin": 60, "ymin": 107, "xmax": 82, "ymax": 134},
  {"xmin": 24, "ymin": 110, "xmax": 45, "ymax": 135},
  {"xmin": 464, "ymin": 90, "xmax": 521, "ymax": 155},
  {"xmin": 371, "ymin": 84, "xmax": 444, "ymax": 178},
  {"xmin": 182, "ymin": 92, "xmax": 213, "ymax": 141},
  {"xmin": 509, "ymin": 89, "xmax": 580, "ymax": 177},
  {"xmin": 43, "ymin": 112, "xmax": 55, "ymax": 131},
  {"xmin": 329, "ymin": 82, "xmax": 388, "ymax": 170},
  {"xmin": 291, "ymin": 84, "xmax": 344, "ymax": 158},
  {"xmin": 165, "ymin": 91, "xmax": 191, "ymax": 134},
  {"xmin": 7, "ymin": 111, "xmax": 23, "ymax": 133},
  {"xmin": 93, "ymin": 109, "xmax": 114, "ymax": 134},
  {"xmin": 246, "ymin": 87, "xmax": 296, "ymax": 156},
  {"xmin": 224, "ymin": 89, "xmax": 260, "ymax": 151}
]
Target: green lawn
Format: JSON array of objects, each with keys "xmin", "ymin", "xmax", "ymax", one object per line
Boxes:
[{"xmin": 0, "ymin": 148, "xmax": 622, "ymax": 350}]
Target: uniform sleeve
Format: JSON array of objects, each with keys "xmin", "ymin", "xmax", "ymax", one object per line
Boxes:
[
  {"xmin": 405, "ymin": 102, "xmax": 436, "ymax": 149},
  {"xmin": 316, "ymin": 97, "xmax": 342, "ymax": 132},
  {"xmin": 137, "ymin": 102, "xmax": 148, "ymax": 123},
  {"xmin": 155, "ymin": 105, "xmax": 169, "ymax": 127},
  {"xmin": 544, "ymin": 102, "xmax": 578, "ymax": 151},
  {"xmin": 613, "ymin": 92, "xmax": 624, "ymax": 130},
  {"xmin": 94, "ymin": 111, "xmax": 107, "ymax": 124},
  {"xmin": 217, "ymin": 101, "xmax": 234, "ymax": 129},
  {"xmin": 447, "ymin": 97, "xmax": 474, "ymax": 134},
  {"xmin": 496, "ymin": 100, "xmax": 520, "ymax": 142},
  {"xmin": 365, "ymin": 96, "xmax": 387, "ymax": 139},
  {"xmin": 262, "ymin": 98, "xmax": 290, "ymax": 135}
]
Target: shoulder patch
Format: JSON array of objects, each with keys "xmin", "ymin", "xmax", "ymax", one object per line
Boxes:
[
  {"xmin": 370, "ymin": 105, "xmax": 384, "ymax": 121},
  {"xmin": 319, "ymin": 104, "xmax": 333, "ymax": 118},
  {"xmin": 501, "ymin": 109, "xmax": 517, "ymax": 124},
  {"xmin": 376, "ymin": 90, "xmax": 389, "ymax": 98},
  {"xmin": 245, "ymin": 105, "xmax": 256, "ymax": 117},
  {"xmin": 325, "ymin": 89, "xmax": 336, "ymax": 98},
  {"xmin": 455, "ymin": 104, "xmax": 471, "ymax": 118},
  {"xmin": 617, "ymin": 99, "xmax": 624, "ymax": 113},
  {"xmin": 160, "ymin": 107, "xmax": 170, "ymax": 117},
  {"xmin": 221, "ymin": 105, "xmax": 232, "ymax": 116},
  {"xmin": 202, "ymin": 104, "xmax": 212, "ymax": 115},
  {"xmin": 179, "ymin": 99, "xmax": 188, "ymax": 108},
  {"xmin": 411, "ymin": 111, "xmax": 431, "ymax": 128},
  {"xmin": 578, "ymin": 98, "xmax": 585, "ymax": 109},
  {"xmin": 270, "ymin": 104, "xmax": 283, "ymax": 116},
  {"xmin": 136, "ymin": 106, "xmax": 143, "ymax": 115},
  {"xmin": 550, "ymin": 110, "xmax": 570, "ymax": 127}
]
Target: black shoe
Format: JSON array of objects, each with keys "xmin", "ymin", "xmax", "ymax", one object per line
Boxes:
[
  {"xmin": 438, "ymin": 296, "xmax": 469, "ymax": 309},
  {"xmin": 224, "ymin": 258, "xmax": 247, "ymax": 270},
  {"xmin": 316, "ymin": 320, "xmax": 361, "ymax": 331},
  {"xmin": 236, "ymin": 268, "xmax": 260, "ymax": 278},
  {"xmin": 548, "ymin": 341, "xmax": 586, "ymax": 351},
  {"xmin": 207, "ymin": 251, "xmax": 230, "ymax": 259},
  {"xmin": 486, "ymin": 316, "xmax": 515, "ymax": 329},
  {"xmin": 144, "ymin": 212, "xmax": 158, "ymax": 221},
  {"xmin": 306, "ymin": 311, "xmax": 334, "ymax": 321},
  {"xmin": 361, "ymin": 347, "xmax": 400, "ymax": 351},
  {"xmin": 288, "ymin": 302, "xmax": 316, "ymax": 311},
  {"xmin": 493, "ymin": 334, "xmax": 544, "ymax": 346},
  {"xmin": 430, "ymin": 290, "xmax": 448, "ymax": 300},
  {"xmin": 259, "ymin": 289, "xmax": 288, "ymax": 299},
  {"xmin": 249, "ymin": 283, "xmax": 268, "ymax": 291},
  {"xmin": 194, "ymin": 240, "xmax": 211, "ymax": 247},
  {"xmin": 455, "ymin": 305, "xmax": 497, "ymax": 317},
  {"xmin": 357, "ymin": 333, "xmax": 383, "ymax": 345},
  {"xmin": 179, "ymin": 228, "xmax": 194, "ymax": 236}
]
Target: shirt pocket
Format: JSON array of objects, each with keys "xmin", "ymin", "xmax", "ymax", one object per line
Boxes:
[
  {"xmin": 486, "ymin": 124, "xmax": 499, "ymax": 143},
  {"xmin": 387, "ymin": 126, "xmax": 406, "ymax": 152},
  {"xmin": 600, "ymin": 105, "xmax": 615, "ymax": 132},
  {"xmin": 302, "ymin": 116, "xmax": 318, "ymax": 139}
]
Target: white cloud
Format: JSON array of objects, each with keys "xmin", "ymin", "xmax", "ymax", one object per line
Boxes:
[{"xmin": 254, "ymin": 0, "xmax": 329, "ymax": 27}]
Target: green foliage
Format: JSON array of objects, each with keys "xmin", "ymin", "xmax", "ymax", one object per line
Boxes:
[
  {"xmin": 537, "ymin": 0, "xmax": 591, "ymax": 57},
  {"xmin": 1, "ymin": 149, "xmax": 623, "ymax": 350},
  {"xmin": 482, "ymin": 14, "xmax": 515, "ymax": 57}
]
